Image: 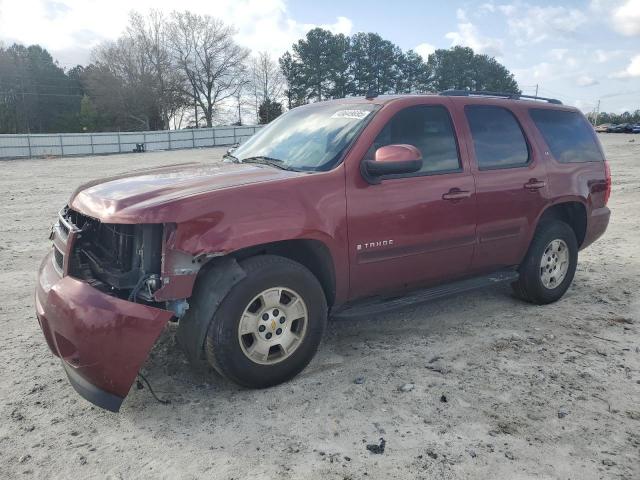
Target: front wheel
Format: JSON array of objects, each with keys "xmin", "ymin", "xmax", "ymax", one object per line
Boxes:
[
  {"xmin": 512, "ymin": 221, "xmax": 578, "ymax": 305},
  {"xmin": 204, "ymin": 255, "xmax": 327, "ymax": 388}
]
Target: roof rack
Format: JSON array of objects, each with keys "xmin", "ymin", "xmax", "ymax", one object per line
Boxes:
[{"xmin": 439, "ymin": 89, "xmax": 562, "ymax": 105}]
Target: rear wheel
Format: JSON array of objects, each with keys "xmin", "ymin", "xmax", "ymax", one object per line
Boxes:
[
  {"xmin": 204, "ymin": 255, "xmax": 327, "ymax": 388},
  {"xmin": 512, "ymin": 221, "xmax": 578, "ymax": 305}
]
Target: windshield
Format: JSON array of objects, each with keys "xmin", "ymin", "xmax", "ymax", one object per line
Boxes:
[{"xmin": 231, "ymin": 103, "xmax": 379, "ymax": 172}]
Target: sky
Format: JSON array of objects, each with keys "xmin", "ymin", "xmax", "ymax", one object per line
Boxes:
[{"xmin": 0, "ymin": 0, "xmax": 639, "ymax": 113}]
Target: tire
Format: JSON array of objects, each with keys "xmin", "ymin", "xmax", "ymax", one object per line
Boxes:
[
  {"xmin": 204, "ymin": 255, "xmax": 327, "ymax": 388},
  {"xmin": 512, "ymin": 220, "xmax": 578, "ymax": 305}
]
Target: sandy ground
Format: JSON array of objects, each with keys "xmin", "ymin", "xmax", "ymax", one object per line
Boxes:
[{"xmin": 0, "ymin": 136, "xmax": 638, "ymax": 480}]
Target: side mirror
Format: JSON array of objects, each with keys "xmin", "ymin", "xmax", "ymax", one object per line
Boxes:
[{"xmin": 362, "ymin": 144, "xmax": 423, "ymax": 184}]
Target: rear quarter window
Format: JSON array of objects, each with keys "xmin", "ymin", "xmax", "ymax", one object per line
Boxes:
[{"xmin": 529, "ymin": 109, "xmax": 604, "ymax": 163}]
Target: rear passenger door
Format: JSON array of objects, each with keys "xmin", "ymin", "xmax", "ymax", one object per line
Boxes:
[{"xmin": 457, "ymin": 103, "xmax": 549, "ymax": 271}]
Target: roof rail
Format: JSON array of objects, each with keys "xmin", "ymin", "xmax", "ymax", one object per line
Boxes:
[{"xmin": 439, "ymin": 89, "xmax": 562, "ymax": 105}]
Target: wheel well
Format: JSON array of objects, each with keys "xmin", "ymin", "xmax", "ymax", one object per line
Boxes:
[
  {"xmin": 539, "ymin": 202, "xmax": 587, "ymax": 247},
  {"xmin": 228, "ymin": 239, "xmax": 337, "ymax": 307}
]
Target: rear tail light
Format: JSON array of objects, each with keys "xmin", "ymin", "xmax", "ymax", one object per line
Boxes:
[{"xmin": 604, "ymin": 160, "xmax": 612, "ymax": 205}]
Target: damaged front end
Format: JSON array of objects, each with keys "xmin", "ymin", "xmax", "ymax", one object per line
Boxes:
[{"xmin": 35, "ymin": 207, "xmax": 199, "ymax": 411}]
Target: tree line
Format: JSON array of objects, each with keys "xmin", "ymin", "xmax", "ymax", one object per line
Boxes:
[
  {"xmin": 589, "ymin": 110, "xmax": 640, "ymax": 125},
  {"xmin": 279, "ymin": 29, "xmax": 519, "ymax": 107},
  {"xmin": 1, "ymin": 10, "xmax": 521, "ymax": 134}
]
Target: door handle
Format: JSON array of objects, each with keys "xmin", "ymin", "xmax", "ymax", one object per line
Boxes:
[
  {"xmin": 442, "ymin": 188, "xmax": 471, "ymax": 201},
  {"xmin": 524, "ymin": 179, "xmax": 546, "ymax": 191}
]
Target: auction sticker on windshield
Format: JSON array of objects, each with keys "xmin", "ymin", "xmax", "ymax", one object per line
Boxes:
[{"xmin": 331, "ymin": 109, "xmax": 372, "ymax": 120}]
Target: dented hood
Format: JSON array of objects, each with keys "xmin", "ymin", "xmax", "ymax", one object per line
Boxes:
[{"xmin": 70, "ymin": 161, "xmax": 300, "ymax": 223}]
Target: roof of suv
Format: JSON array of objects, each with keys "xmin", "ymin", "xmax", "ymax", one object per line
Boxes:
[{"xmin": 313, "ymin": 91, "xmax": 578, "ymax": 112}]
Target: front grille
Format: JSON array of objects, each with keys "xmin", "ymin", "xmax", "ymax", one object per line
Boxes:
[
  {"xmin": 51, "ymin": 206, "xmax": 162, "ymax": 300},
  {"xmin": 59, "ymin": 221, "xmax": 69, "ymax": 237},
  {"xmin": 50, "ymin": 206, "xmax": 86, "ymax": 277},
  {"xmin": 53, "ymin": 247, "xmax": 64, "ymax": 272},
  {"xmin": 91, "ymin": 223, "xmax": 137, "ymax": 271}
]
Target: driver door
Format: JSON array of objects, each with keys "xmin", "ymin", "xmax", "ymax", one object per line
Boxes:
[{"xmin": 345, "ymin": 100, "xmax": 477, "ymax": 299}]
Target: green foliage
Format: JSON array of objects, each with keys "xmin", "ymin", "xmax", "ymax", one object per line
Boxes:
[
  {"xmin": 592, "ymin": 110, "xmax": 640, "ymax": 125},
  {"xmin": 258, "ymin": 98, "xmax": 283, "ymax": 124},
  {"xmin": 79, "ymin": 95, "xmax": 99, "ymax": 131},
  {"xmin": 279, "ymin": 51, "xmax": 306, "ymax": 109},
  {"xmin": 291, "ymin": 28, "xmax": 337, "ymax": 101},
  {"xmin": 0, "ymin": 44, "xmax": 83, "ymax": 133},
  {"xmin": 280, "ymin": 33, "xmax": 520, "ymax": 103},
  {"xmin": 0, "ymin": 26, "xmax": 525, "ymax": 134},
  {"xmin": 427, "ymin": 46, "xmax": 520, "ymax": 93},
  {"xmin": 348, "ymin": 32, "xmax": 400, "ymax": 95}
]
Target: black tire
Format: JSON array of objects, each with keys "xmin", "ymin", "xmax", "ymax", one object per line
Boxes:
[
  {"xmin": 204, "ymin": 255, "xmax": 327, "ymax": 388},
  {"xmin": 512, "ymin": 220, "xmax": 578, "ymax": 305}
]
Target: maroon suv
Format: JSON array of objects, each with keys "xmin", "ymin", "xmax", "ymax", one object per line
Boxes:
[{"xmin": 35, "ymin": 91, "xmax": 611, "ymax": 412}]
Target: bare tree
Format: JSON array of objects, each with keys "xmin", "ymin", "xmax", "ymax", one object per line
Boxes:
[
  {"xmin": 88, "ymin": 37, "xmax": 158, "ymax": 130},
  {"xmin": 250, "ymin": 51, "xmax": 284, "ymax": 122},
  {"xmin": 168, "ymin": 11, "xmax": 249, "ymax": 127},
  {"xmin": 127, "ymin": 10, "xmax": 188, "ymax": 129},
  {"xmin": 85, "ymin": 11, "xmax": 189, "ymax": 131}
]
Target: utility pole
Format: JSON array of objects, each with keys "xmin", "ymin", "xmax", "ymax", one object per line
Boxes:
[
  {"xmin": 20, "ymin": 76, "xmax": 30, "ymax": 133},
  {"xmin": 534, "ymin": 84, "xmax": 539, "ymax": 99},
  {"xmin": 594, "ymin": 99, "xmax": 601, "ymax": 127}
]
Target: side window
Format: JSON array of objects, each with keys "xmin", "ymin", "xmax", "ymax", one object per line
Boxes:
[
  {"xmin": 369, "ymin": 105, "xmax": 461, "ymax": 175},
  {"xmin": 529, "ymin": 109, "xmax": 604, "ymax": 163},
  {"xmin": 465, "ymin": 106, "xmax": 529, "ymax": 169}
]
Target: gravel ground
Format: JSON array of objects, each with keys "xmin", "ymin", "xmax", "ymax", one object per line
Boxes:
[{"xmin": 1, "ymin": 135, "xmax": 638, "ymax": 479}]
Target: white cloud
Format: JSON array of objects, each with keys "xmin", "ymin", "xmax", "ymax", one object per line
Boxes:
[
  {"xmin": 503, "ymin": 5, "xmax": 588, "ymax": 44},
  {"xmin": 576, "ymin": 75, "xmax": 599, "ymax": 86},
  {"xmin": 513, "ymin": 62, "xmax": 557, "ymax": 83},
  {"xmin": 611, "ymin": 54, "xmax": 640, "ymax": 77},
  {"xmin": 320, "ymin": 16, "xmax": 352, "ymax": 35},
  {"xmin": 414, "ymin": 42, "xmax": 436, "ymax": 60},
  {"xmin": 0, "ymin": 0, "xmax": 353, "ymax": 67},
  {"xmin": 498, "ymin": 4, "xmax": 517, "ymax": 16},
  {"xmin": 445, "ymin": 9, "xmax": 503, "ymax": 56},
  {"xmin": 550, "ymin": 49, "xmax": 569, "ymax": 61},
  {"xmin": 480, "ymin": 3, "xmax": 496, "ymax": 13},
  {"xmin": 594, "ymin": 48, "xmax": 624, "ymax": 62},
  {"xmin": 611, "ymin": 0, "xmax": 640, "ymax": 36}
]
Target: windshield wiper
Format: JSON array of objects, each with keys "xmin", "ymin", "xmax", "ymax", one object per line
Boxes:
[
  {"xmin": 223, "ymin": 152, "xmax": 239, "ymax": 163},
  {"xmin": 240, "ymin": 156, "xmax": 297, "ymax": 171}
]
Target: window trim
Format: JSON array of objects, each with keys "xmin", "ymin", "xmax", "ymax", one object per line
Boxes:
[
  {"xmin": 364, "ymin": 104, "xmax": 465, "ymax": 180},
  {"xmin": 528, "ymin": 108, "xmax": 605, "ymax": 165},
  {"xmin": 464, "ymin": 105, "xmax": 532, "ymax": 172}
]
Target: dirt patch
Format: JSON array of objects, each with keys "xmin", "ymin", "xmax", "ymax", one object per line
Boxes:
[{"xmin": 1, "ymin": 136, "xmax": 638, "ymax": 479}]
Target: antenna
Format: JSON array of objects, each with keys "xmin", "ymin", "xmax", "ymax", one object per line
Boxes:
[{"xmin": 365, "ymin": 88, "xmax": 378, "ymax": 100}]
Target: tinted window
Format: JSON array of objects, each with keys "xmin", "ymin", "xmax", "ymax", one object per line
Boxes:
[
  {"xmin": 465, "ymin": 106, "xmax": 529, "ymax": 169},
  {"xmin": 530, "ymin": 109, "xmax": 604, "ymax": 163},
  {"xmin": 369, "ymin": 105, "xmax": 461, "ymax": 174}
]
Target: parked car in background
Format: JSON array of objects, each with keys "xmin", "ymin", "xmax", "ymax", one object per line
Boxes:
[
  {"xmin": 35, "ymin": 90, "xmax": 612, "ymax": 412},
  {"xmin": 632, "ymin": 124, "xmax": 640, "ymax": 134},
  {"xmin": 608, "ymin": 124, "xmax": 624, "ymax": 133},
  {"xmin": 614, "ymin": 123, "xmax": 633, "ymax": 133},
  {"xmin": 595, "ymin": 124, "xmax": 610, "ymax": 133}
]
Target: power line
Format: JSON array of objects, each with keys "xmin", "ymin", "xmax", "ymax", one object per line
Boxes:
[{"xmin": 0, "ymin": 91, "xmax": 84, "ymax": 98}]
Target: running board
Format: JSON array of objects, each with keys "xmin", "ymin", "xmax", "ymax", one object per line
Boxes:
[{"xmin": 332, "ymin": 269, "xmax": 519, "ymax": 319}]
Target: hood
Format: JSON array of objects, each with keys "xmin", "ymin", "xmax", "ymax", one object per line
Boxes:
[{"xmin": 70, "ymin": 161, "xmax": 300, "ymax": 223}]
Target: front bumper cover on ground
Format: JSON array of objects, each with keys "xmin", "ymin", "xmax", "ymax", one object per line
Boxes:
[{"xmin": 35, "ymin": 251, "xmax": 173, "ymax": 412}]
